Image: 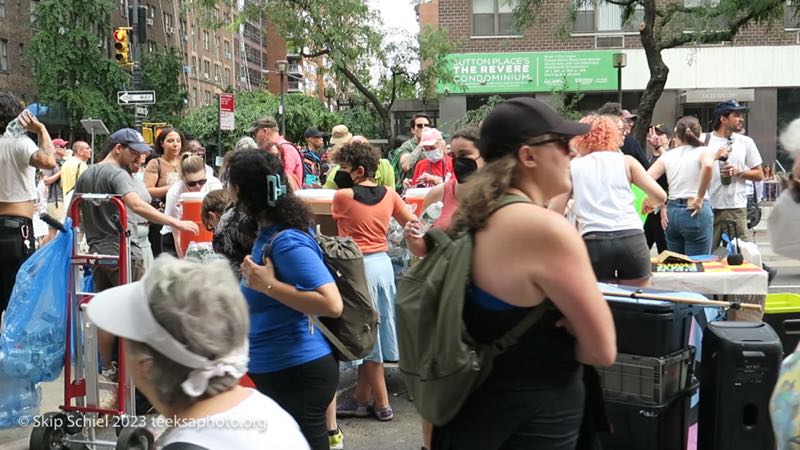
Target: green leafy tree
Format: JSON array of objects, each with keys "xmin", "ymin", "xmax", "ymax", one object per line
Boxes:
[
  {"xmin": 140, "ymin": 47, "xmax": 189, "ymax": 123},
  {"xmin": 338, "ymin": 104, "xmax": 386, "ymax": 139},
  {"xmin": 180, "ymin": 90, "xmax": 340, "ymax": 151},
  {"xmin": 202, "ymin": 0, "xmax": 457, "ymax": 139},
  {"xmin": 28, "ymin": 0, "xmax": 132, "ymax": 135},
  {"xmin": 452, "ymin": 95, "xmax": 504, "ymax": 130},
  {"xmin": 515, "ymin": 0, "xmax": 799, "ymax": 144}
]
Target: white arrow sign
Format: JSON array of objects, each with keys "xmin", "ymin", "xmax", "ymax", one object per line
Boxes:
[{"xmin": 117, "ymin": 90, "xmax": 156, "ymax": 105}]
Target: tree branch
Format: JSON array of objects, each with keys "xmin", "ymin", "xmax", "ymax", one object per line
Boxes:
[
  {"xmin": 335, "ymin": 62, "xmax": 389, "ymax": 119},
  {"xmin": 300, "ymin": 48, "xmax": 331, "ymax": 58},
  {"xmin": 658, "ymin": 7, "xmax": 762, "ymax": 49}
]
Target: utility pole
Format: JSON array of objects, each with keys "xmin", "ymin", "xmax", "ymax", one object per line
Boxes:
[{"xmin": 129, "ymin": 0, "xmax": 145, "ymax": 130}]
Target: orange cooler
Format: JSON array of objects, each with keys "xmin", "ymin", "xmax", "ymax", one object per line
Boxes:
[
  {"xmin": 295, "ymin": 189, "xmax": 338, "ymax": 236},
  {"xmin": 179, "ymin": 192, "xmax": 213, "ymax": 255},
  {"xmin": 404, "ymin": 187, "xmax": 432, "ymax": 217}
]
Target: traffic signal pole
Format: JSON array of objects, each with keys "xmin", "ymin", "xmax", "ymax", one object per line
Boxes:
[{"xmin": 130, "ymin": 0, "xmax": 142, "ymax": 130}]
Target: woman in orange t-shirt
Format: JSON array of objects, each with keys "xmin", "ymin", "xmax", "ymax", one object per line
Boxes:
[{"xmin": 331, "ymin": 141, "xmax": 423, "ymax": 423}]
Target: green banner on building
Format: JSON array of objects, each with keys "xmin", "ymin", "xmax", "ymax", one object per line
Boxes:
[{"xmin": 437, "ymin": 51, "xmax": 619, "ymax": 94}]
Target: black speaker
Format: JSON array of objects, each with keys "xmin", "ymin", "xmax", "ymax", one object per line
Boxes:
[{"xmin": 698, "ymin": 321, "xmax": 783, "ymax": 450}]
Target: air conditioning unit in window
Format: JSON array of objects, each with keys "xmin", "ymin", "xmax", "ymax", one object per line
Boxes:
[
  {"xmin": 166, "ymin": 26, "xmax": 175, "ymax": 34},
  {"xmin": 225, "ymin": 52, "xmax": 231, "ymax": 59},
  {"xmin": 595, "ymin": 35, "xmax": 624, "ymax": 49},
  {"xmin": 146, "ymin": 18, "xmax": 154, "ymax": 26},
  {"xmin": 204, "ymin": 73, "xmax": 209, "ymax": 79},
  {"xmin": 214, "ymin": 76, "xmax": 220, "ymax": 82}
]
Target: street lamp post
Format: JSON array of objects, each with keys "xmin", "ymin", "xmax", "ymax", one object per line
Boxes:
[
  {"xmin": 276, "ymin": 60, "xmax": 288, "ymax": 135},
  {"xmin": 613, "ymin": 52, "xmax": 627, "ymax": 105}
]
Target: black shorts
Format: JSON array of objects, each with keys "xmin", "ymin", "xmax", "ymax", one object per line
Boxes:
[{"xmin": 582, "ymin": 229, "xmax": 651, "ymax": 282}]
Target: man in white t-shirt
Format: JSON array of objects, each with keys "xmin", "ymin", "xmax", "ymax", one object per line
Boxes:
[
  {"xmin": 701, "ymin": 100, "xmax": 764, "ymax": 248},
  {"xmin": 0, "ymin": 94, "xmax": 56, "ymax": 316}
]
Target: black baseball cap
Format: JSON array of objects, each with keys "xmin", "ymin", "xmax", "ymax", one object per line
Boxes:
[
  {"xmin": 479, "ymin": 97, "xmax": 590, "ymax": 162},
  {"xmin": 714, "ymin": 100, "xmax": 749, "ymax": 117},
  {"xmin": 303, "ymin": 127, "xmax": 323, "ymax": 138}
]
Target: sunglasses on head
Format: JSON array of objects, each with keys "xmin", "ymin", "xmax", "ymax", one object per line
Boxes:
[
  {"xmin": 415, "ymin": 123, "xmax": 430, "ymax": 129},
  {"xmin": 186, "ymin": 178, "xmax": 208, "ymax": 188}
]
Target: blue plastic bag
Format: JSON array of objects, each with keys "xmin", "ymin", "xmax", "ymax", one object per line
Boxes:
[{"xmin": 1, "ymin": 218, "xmax": 73, "ymax": 383}]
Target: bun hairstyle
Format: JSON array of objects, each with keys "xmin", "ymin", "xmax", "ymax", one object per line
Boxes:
[
  {"xmin": 675, "ymin": 116, "xmax": 704, "ymax": 147},
  {"xmin": 180, "ymin": 153, "xmax": 205, "ymax": 177}
]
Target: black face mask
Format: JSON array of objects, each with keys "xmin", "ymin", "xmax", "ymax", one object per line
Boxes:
[
  {"xmin": 453, "ymin": 157, "xmax": 479, "ymax": 183},
  {"xmin": 333, "ymin": 170, "xmax": 355, "ymax": 189}
]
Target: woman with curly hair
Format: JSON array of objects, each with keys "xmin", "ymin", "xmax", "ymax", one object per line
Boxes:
[
  {"xmin": 330, "ymin": 141, "xmax": 423, "ymax": 422},
  {"xmin": 230, "ymin": 150, "xmax": 343, "ymax": 450},
  {"xmin": 553, "ymin": 114, "xmax": 666, "ymax": 287}
]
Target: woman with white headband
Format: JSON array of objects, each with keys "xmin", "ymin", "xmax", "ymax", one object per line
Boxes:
[{"xmin": 86, "ymin": 255, "xmax": 310, "ymax": 449}]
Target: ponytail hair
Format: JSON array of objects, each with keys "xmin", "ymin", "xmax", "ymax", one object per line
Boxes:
[
  {"xmin": 676, "ymin": 116, "xmax": 704, "ymax": 148},
  {"xmin": 180, "ymin": 154, "xmax": 205, "ymax": 177},
  {"xmin": 450, "ymin": 155, "xmax": 518, "ymax": 234}
]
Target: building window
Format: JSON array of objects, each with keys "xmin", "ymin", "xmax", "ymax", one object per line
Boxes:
[
  {"xmin": 203, "ymin": 31, "xmax": 209, "ymax": 50},
  {"xmin": 472, "ymin": 0, "xmax": 519, "ymax": 36},
  {"xmin": 214, "ymin": 63, "xmax": 221, "ymax": 82},
  {"xmin": 573, "ymin": 1, "xmax": 644, "ymax": 33},
  {"xmin": 30, "ymin": 0, "xmax": 39, "ymax": 24},
  {"xmin": 224, "ymin": 40, "xmax": 231, "ymax": 59},
  {"xmin": 163, "ymin": 13, "xmax": 174, "ymax": 31},
  {"xmin": 787, "ymin": 1, "xmax": 800, "ymax": 29},
  {"xmin": 192, "ymin": 87, "xmax": 198, "ymax": 107},
  {"xmin": 224, "ymin": 67, "xmax": 231, "ymax": 85},
  {"xmin": 205, "ymin": 90, "xmax": 212, "ymax": 103},
  {"xmin": 214, "ymin": 36, "xmax": 220, "ymax": 58},
  {"xmin": 0, "ymin": 0, "xmax": 6, "ymax": 18},
  {"xmin": 0, "ymin": 40, "xmax": 7, "ymax": 72},
  {"xmin": 203, "ymin": 59, "xmax": 210, "ymax": 79},
  {"xmin": 192, "ymin": 55, "xmax": 198, "ymax": 77},
  {"xmin": 119, "ymin": 0, "xmax": 126, "ymax": 18}
]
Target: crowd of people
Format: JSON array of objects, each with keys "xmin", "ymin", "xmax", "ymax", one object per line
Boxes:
[{"xmin": 1, "ymin": 88, "xmax": 799, "ymax": 450}]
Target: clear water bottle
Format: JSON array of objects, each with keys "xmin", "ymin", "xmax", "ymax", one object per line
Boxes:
[
  {"xmin": 719, "ymin": 138, "xmax": 734, "ymax": 186},
  {"xmin": 4, "ymin": 115, "xmax": 26, "ymax": 138}
]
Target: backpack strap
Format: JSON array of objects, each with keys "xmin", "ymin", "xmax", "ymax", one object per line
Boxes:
[
  {"xmin": 482, "ymin": 192, "xmax": 542, "ymax": 357},
  {"xmin": 309, "ymin": 315, "xmax": 358, "ymax": 361},
  {"xmin": 486, "ymin": 302, "xmax": 550, "ymax": 358}
]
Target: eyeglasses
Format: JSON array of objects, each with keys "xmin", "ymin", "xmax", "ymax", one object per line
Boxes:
[
  {"xmin": 526, "ymin": 134, "xmax": 571, "ymax": 147},
  {"xmin": 415, "ymin": 123, "xmax": 430, "ymax": 129},
  {"xmin": 186, "ymin": 178, "xmax": 208, "ymax": 188}
]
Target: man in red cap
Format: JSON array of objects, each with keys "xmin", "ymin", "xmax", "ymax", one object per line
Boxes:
[{"xmin": 41, "ymin": 138, "xmax": 69, "ymax": 225}]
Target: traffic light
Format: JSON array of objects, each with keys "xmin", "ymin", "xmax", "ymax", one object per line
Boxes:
[{"xmin": 113, "ymin": 27, "xmax": 131, "ymax": 67}]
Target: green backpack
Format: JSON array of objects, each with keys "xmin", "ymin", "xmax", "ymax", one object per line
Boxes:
[{"xmin": 395, "ymin": 194, "xmax": 550, "ymax": 426}]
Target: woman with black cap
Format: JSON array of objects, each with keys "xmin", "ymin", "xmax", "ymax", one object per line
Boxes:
[{"xmin": 431, "ymin": 98, "xmax": 617, "ymax": 450}]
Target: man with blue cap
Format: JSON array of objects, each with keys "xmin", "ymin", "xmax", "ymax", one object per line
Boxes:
[
  {"xmin": 700, "ymin": 100, "xmax": 764, "ymax": 249},
  {"xmin": 74, "ymin": 128, "xmax": 199, "ymax": 405}
]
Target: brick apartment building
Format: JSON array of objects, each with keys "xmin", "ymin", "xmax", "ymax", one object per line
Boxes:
[
  {"xmin": 0, "ymin": 0, "xmax": 298, "ymax": 123},
  {"xmin": 0, "ymin": 0, "xmax": 36, "ymax": 103},
  {"xmin": 424, "ymin": 0, "xmax": 800, "ymax": 164}
]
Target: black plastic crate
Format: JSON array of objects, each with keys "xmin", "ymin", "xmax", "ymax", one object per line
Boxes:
[
  {"xmin": 604, "ymin": 286, "xmax": 698, "ymax": 357},
  {"xmin": 600, "ymin": 385, "xmax": 697, "ymax": 450},
  {"xmin": 597, "ymin": 347, "xmax": 695, "ymax": 405}
]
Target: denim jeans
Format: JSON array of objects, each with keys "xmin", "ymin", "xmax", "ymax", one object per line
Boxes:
[{"xmin": 665, "ymin": 199, "xmax": 713, "ymax": 256}]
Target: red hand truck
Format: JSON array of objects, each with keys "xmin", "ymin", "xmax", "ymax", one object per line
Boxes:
[{"xmin": 30, "ymin": 194, "xmax": 154, "ymax": 450}]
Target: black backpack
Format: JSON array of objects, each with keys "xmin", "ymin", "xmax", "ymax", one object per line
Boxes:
[{"xmin": 266, "ymin": 230, "xmax": 378, "ymax": 361}]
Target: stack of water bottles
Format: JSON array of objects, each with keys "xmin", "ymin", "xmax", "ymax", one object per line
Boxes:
[{"xmin": 0, "ymin": 191, "xmax": 73, "ymax": 429}]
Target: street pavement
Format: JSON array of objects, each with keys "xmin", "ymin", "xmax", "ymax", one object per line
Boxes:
[{"xmin": 1, "ymin": 214, "xmax": 798, "ymax": 450}]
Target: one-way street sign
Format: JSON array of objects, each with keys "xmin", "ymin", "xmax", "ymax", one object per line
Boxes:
[{"xmin": 117, "ymin": 90, "xmax": 156, "ymax": 105}]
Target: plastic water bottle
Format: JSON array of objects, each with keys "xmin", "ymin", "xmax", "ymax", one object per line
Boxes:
[
  {"xmin": 420, "ymin": 201, "xmax": 443, "ymax": 228},
  {"xmin": 0, "ymin": 376, "xmax": 40, "ymax": 429},
  {"xmin": 719, "ymin": 138, "xmax": 734, "ymax": 186},
  {"xmin": 4, "ymin": 116, "xmax": 26, "ymax": 138}
]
